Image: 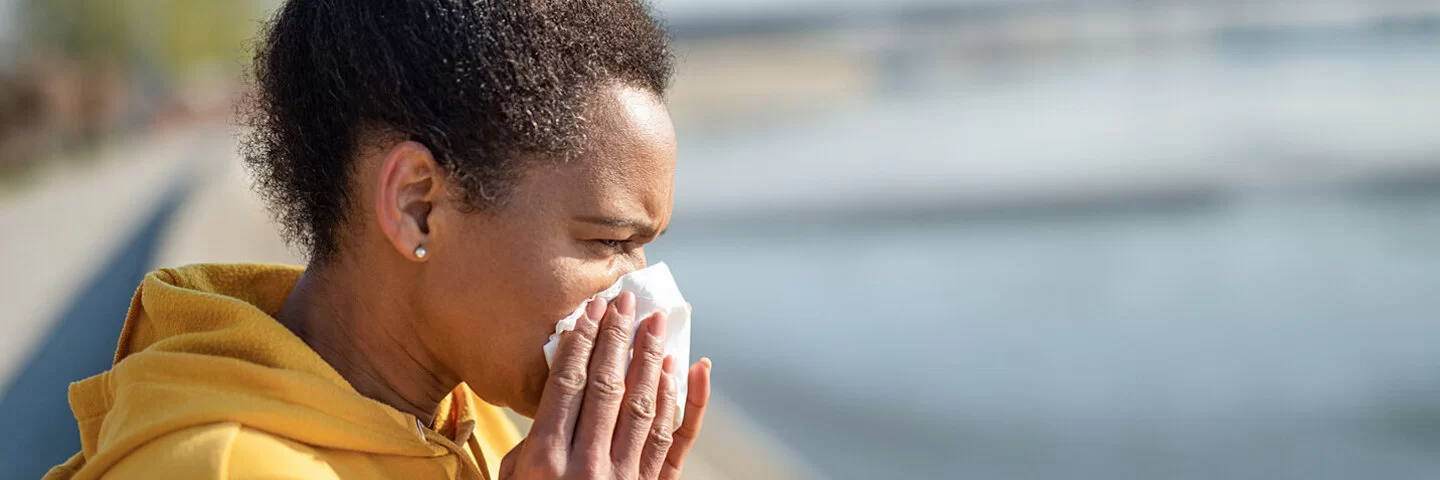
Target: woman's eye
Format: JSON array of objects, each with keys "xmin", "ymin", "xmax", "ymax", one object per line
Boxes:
[{"xmin": 594, "ymin": 239, "xmax": 627, "ymax": 252}]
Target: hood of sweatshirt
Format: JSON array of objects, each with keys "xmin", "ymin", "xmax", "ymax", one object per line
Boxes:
[{"xmin": 58, "ymin": 264, "xmax": 517, "ymax": 478}]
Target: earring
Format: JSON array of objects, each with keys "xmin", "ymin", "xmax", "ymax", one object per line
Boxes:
[{"xmin": 414, "ymin": 245, "xmax": 428, "ymax": 260}]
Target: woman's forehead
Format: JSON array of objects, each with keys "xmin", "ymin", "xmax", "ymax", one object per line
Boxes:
[
  {"xmin": 580, "ymin": 85, "xmax": 676, "ymax": 191},
  {"xmin": 584, "ymin": 84, "xmax": 676, "ymax": 161},
  {"xmin": 510, "ymin": 85, "xmax": 676, "ymax": 218}
]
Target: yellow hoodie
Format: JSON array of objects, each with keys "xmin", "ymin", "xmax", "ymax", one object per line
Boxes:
[{"xmin": 44, "ymin": 264, "xmax": 522, "ymax": 480}]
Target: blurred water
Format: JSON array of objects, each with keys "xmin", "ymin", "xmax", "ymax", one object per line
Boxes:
[
  {"xmin": 652, "ymin": 29, "xmax": 1440, "ymax": 479},
  {"xmin": 654, "ymin": 184, "xmax": 1440, "ymax": 479}
]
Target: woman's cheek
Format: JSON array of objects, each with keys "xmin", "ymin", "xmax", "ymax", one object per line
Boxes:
[{"xmin": 559, "ymin": 259, "xmax": 617, "ymax": 305}]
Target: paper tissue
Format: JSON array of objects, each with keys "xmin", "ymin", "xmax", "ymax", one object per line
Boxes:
[{"xmin": 542, "ymin": 262, "xmax": 691, "ymax": 427}]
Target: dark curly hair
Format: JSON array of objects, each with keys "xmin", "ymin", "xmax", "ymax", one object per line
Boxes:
[{"xmin": 241, "ymin": 0, "xmax": 673, "ymax": 264}]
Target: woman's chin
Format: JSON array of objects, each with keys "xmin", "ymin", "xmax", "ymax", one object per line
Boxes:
[
  {"xmin": 503, "ymin": 368, "xmax": 548, "ymax": 419},
  {"xmin": 510, "ymin": 401, "xmax": 540, "ymax": 419}
]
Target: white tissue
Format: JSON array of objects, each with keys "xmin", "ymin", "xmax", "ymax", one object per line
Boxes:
[{"xmin": 543, "ymin": 262, "xmax": 691, "ymax": 427}]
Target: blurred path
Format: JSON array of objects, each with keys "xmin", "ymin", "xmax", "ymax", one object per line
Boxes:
[
  {"xmin": 0, "ymin": 130, "xmax": 219, "ymax": 387},
  {"xmin": 0, "ymin": 188, "xmax": 188, "ymax": 479},
  {"xmin": 0, "ymin": 127, "xmax": 226, "ymax": 478}
]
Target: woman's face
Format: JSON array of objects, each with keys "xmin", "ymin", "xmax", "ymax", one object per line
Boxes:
[{"xmin": 419, "ymin": 84, "xmax": 676, "ymax": 416}]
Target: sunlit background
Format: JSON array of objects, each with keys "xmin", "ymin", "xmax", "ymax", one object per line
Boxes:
[{"xmin": 5, "ymin": 1, "xmax": 1440, "ymax": 479}]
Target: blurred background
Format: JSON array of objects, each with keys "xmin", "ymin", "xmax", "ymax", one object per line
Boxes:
[{"xmin": 4, "ymin": 0, "xmax": 1440, "ymax": 478}]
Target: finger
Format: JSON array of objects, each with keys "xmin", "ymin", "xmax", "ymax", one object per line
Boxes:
[
  {"xmin": 530, "ymin": 297, "xmax": 606, "ymax": 451},
  {"xmin": 611, "ymin": 313, "xmax": 668, "ymax": 473},
  {"xmin": 574, "ymin": 291, "xmax": 638, "ymax": 463},
  {"xmin": 638, "ymin": 357, "xmax": 680, "ymax": 480},
  {"xmin": 499, "ymin": 438, "xmax": 524, "ymax": 479},
  {"xmin": 661, "ymin": 358, "xmax": 712, "ymax": 480}
]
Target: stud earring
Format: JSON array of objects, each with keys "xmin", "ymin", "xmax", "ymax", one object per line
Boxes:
[{"xmin": 414, "ymin": 245, "xmax": 428, "ymax": 260}]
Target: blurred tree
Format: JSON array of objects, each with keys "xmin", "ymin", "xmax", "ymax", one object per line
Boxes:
[
  {"xmin": 149, "ymin": 0, "xmax": 257, "ymax": 76},
  {"xmin": 21, "ymin": 0, "xmax": 257, "ymax": 75},
  {"xmin": 11, "ymin": 0, "xmax": 259, "ymax": 153},
  {"xmin": 20, "ymin": 0, "xmax": 136, "ymax": 62}
]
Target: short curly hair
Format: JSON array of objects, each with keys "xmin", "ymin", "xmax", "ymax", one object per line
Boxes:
[{"xmin": 241, "ymin": 0, "xmax": 673, "ymax": 264}]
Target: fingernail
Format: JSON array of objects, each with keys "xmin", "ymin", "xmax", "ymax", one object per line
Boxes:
[
  {"xmin": 700, "ymin": 357, "xmax": 712, "ymax": 370},
  {"xmin": 662, "ymin": 355, "xmax": 677, "ymax": 375},
  {"xmin": 586, "ymin": 297, "xmax": 607, "ymax": 320},
  {"xmin": 618, "ymin": 291, "xmax": 636, "ymax": 316},
  {"xmin": 664, "ymin": 372, "xmax": 677, "ymax": 393},
  {"xmin": 647, "ymin": 312, "xmax": 667, "ymax": 337}
]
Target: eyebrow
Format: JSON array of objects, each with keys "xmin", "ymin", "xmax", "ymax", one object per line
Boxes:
[{"xmin": 576, "ymin": 215, "xmax": 667, "ymax": 238}]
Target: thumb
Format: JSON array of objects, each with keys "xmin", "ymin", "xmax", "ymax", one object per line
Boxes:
[{"xmin": 499, "ymin": 438, "xmax": 525, "ymax": 479}]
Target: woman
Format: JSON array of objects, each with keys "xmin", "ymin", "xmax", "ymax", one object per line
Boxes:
[{"xmin": 44, "ymin": 0, "xmax": 711, "ymax": 479}]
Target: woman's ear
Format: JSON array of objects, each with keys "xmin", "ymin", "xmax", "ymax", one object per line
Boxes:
[{"xmin": 374, "ymin": 140, "xmax": 443, "ymax": 262}]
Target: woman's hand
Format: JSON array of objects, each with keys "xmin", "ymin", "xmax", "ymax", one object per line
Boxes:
[{"xmin": 500, "ymin": 291, "xmax": 712, "ymax": 480}]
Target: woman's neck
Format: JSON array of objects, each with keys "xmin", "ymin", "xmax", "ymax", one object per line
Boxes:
[{"xmin": 274, "ymin": 261, "xmax": 458, "ymax": 426}]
